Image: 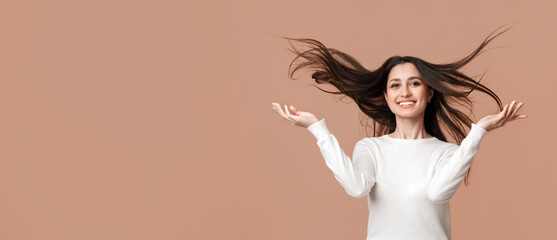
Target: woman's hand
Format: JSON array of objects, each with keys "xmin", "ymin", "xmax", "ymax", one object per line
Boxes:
[
  {"xmin": 271, "ymin": 102, "xmax": 319, "ymax": 128},
  {"xmin": 476, "ymin": 100, "xmax": 527, "ymax": 132}
]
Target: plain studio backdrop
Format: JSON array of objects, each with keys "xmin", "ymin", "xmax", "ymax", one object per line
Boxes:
[{"xmin": 0, "ymin": 0, "xmax": 555, "ymax": 239}]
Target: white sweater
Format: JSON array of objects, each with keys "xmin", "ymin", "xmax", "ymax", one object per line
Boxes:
[{"xmin": 307, "ymin": 119, "xmax": 488, "ymax": 240}]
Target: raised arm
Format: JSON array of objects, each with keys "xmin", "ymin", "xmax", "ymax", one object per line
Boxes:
[
  {"xmin": 271, "ymin": 102, "xmax": 375, "ymax": 198},
  {"xmin": 307, "ymin": 119, "xmax": 376, "ymax": 198},
  {"xmin": 426, "ymin": 123, "xmax": 487, "ymax": 204},
  {"xmin": 426, "ymin": 100, "xmax": 527, "ymax": 204}
]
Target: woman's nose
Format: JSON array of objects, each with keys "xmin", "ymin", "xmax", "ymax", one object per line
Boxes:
[{"xmin": 401, "ymin": 86, "xmax": 411, "ymax": 97}]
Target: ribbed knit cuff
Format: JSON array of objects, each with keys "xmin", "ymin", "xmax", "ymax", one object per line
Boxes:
[{"xmin": 307, "ymin": 119, "xmax": 330, "ymax": 141}]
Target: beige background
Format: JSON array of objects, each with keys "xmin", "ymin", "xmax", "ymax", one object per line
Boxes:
[{"xmin": 0, "ymin": 0, "xmax": 555, "ymax": 239}]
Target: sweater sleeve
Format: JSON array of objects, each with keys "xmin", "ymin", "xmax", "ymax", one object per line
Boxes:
[
  {"xmin": 426, "ymin": 123, "xmax": 488, "ymax": 204},
  {"xmin": 307, "ymin": 119, "xmax": 376, "ymax": 199}
]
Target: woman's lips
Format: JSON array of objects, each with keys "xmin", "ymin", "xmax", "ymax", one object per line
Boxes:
[{"xmin": 397, "ymin": 101, "xmax": 416, "ymax": 108}]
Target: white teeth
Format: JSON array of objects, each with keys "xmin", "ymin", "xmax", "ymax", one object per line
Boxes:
[{"xmin": 399, "ymin": 101, "xmax": 415, "ymax": 106}]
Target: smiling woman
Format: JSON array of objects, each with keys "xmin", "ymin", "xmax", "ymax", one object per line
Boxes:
[
  {"xmin": 276, "ymin": 25, "xmax": 525, "ymax": 184},
  {"xmin": 271, "ymin": 24, "xmax": 526, "ymax": 240}
]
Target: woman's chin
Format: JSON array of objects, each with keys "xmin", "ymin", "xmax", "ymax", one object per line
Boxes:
[{"xmin": 394, "ymin": 112, "xmax": 425, "ymax": 120}]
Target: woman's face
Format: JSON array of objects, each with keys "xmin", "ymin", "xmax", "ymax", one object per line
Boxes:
[{"xmin": 384, "ymin": 62, "xmax": 433, "ymax": 120}]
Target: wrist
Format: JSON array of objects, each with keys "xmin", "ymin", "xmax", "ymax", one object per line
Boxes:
[{"xmin": 474, "ymin": 122, "xmax": 490, "ymax": 132}]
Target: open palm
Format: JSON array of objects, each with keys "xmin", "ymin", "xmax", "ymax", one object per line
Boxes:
[
  {"xmin": 476, "ymin": 100, "xmax": 527, "ymax": 132},
  {"xmin": 271, "ymin": 102, "xmax": 319, "ymax": 128}
]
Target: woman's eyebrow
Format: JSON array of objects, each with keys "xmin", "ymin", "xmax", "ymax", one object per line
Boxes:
[
  {"xmin": 408, "ymin": 76, "xmax": 423, "ymax": 80},
  {"xmin": 388, "ymin": 76, "xmax": 422, "ymax": 83}
]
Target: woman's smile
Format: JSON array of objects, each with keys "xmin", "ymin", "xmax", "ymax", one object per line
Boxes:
[{"xmin": 397, "ymin": 100, "xmax": 416, "ymax": 108}]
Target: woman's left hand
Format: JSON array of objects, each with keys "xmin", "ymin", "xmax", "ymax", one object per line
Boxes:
[{"xmin": 476, "ymin": 100, "xmax": 527, "ymax": 132}]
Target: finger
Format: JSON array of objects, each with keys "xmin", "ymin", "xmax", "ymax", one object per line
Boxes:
[
  {"xmin": 508, "ymin": 114, "xmax": 528, "ymax": 122},
  {"xmin": 284, "ymin": 104, "xmax": 291, "ymax": 117},
  {"xmin": 506, "ymin": 100, "xmax": 516, "ymax": 115},
  {"xmin": 498, "ymin": 104, "xmax": 506, "ymax": 116},
  {"xmin": 273, "ymin": 103, "xmax": 286, "ymax": 118},
  {"xmin": 272, "ymin": 103, "xmax": 285, "ymax": 117},
  {"xmin": 505, "ymin": 100, "xmax": 520, "ymax": 122},
  {"xmin": 287, "ymin": 105, "xmax": 300, "ymax": 119},
  {"xmin": 283, "ymin": 104, "xmax": 296, "ymax": 123},
  {"xmin": 289, "ymin": 105, "xmax": 298, "ymax": 115},
  {"xmin": 502, "ymin": 101, "xmax": 516, "ymax": 122},
  {"xmin": 498, "ymin": 103, "xmax": 509, "ymax": 120},
  {"xmin": 285, "ymin": 105, "xmax": 301, "ymax": 122},
  {"xmin": 501, "ymin": 101, "xmax": 514, "ymax": 124},
  {"xmin": 509, "ymin": 102, "xmax": 524, "ymax": 119},
  {"xmin": 273, "ymin": 103, "xmax": 295, "ymax": 124},
  {"xmin": 284, "ymin": 104, "xmax": 296, "ymax": 121}
]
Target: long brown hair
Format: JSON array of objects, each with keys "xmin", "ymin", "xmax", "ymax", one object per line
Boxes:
[{"xmin": 283, "ymin": 25, "xmax": 511, "ymax": 186}]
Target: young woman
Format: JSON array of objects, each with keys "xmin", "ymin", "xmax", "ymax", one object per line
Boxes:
[{"xmin": 270, "ymin": 26, "xmax": 527, "ymax": 239}]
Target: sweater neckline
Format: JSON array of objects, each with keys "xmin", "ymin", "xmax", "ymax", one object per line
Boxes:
[{"xmin": 381, "ymin": 134, "xmax": 438, "ymax": 143}]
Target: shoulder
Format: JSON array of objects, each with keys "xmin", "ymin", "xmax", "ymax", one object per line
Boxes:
[
  {"xmin": 434, "ymin": 138, "xmax": 458, "ymax": 148},
  {"xmin": 355, "ymin": 136, "xmax": 385, "ymax": 151},
  {"xmin": 355, "ymin": 137, "xmax": 373, "ymax": 148},
  {"xmin": 432, "ymin": 139, "xmax": 459, "ymax": 155}
]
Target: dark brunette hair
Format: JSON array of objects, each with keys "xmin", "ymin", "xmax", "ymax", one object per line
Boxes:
[{"xmin": 283, "ymin": 25, "xmax": 511, "ymax": 185}]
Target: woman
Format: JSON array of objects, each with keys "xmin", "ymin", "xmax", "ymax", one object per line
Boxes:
[{"xmin": 270, "ymin": 26, "xmax": 527, "ymax": 239}]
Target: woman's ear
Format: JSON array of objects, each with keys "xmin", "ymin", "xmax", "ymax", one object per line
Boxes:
[{"xmin": 428, "ymin": 89, "xmax": 433, "ymax": 103}]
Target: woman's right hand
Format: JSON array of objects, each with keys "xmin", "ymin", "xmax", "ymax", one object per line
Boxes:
[
  {"xmin": 476, "ymin": 100, "xmax": 527, "ymax": 132},
  {"xmin": 271, "ymin": 102, "xmax": 319, "ymax": 128}
]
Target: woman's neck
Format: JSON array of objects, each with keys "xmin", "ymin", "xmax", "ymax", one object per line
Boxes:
[{"xmin": 389, "ymin": 115, "xmax": 432, "ymax": 139}]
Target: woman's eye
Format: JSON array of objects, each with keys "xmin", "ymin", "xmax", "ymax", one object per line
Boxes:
[
  {"xmin": 411, "ymin": 82, "xmax": 420, "ymax": 86},
  {"xmin": 391, "ymin": 84, "xmax": 399, "ymax": 88}
]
